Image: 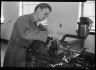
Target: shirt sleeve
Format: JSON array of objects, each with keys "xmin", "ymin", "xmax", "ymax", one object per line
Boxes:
[{"xmin": 16, "ymin": 16, "xmax": 48, "ymax": 42}]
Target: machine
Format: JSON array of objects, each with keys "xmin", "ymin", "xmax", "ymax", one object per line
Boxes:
[{"xmin": 26, "ymin": 17, "xmax": 95, "ymax": 69}]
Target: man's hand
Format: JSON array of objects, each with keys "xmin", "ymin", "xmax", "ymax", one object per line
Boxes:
[{"xmin": 39, "ymin": 24, "xmax": 47, "ymax": 31}]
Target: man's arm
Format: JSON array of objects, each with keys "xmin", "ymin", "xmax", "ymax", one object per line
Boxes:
[{"xmin": 16, "ymin": 16, "xmax": 48, "ymax": 42}]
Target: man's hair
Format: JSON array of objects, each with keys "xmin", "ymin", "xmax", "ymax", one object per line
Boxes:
[{"xmin": 34, "ymin": 3, "xmax": 52, "ymax": 12}]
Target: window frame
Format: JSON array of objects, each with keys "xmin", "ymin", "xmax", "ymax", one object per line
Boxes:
[
  {"xmin": 1, "ymin": 1, "xmax": 4, "ymax": 23},
  {"xmin": 78, "ymin": 1, "xmax": 95, "ymax": 33}
]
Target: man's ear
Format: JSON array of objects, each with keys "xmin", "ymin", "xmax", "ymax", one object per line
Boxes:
[{"xmin": 37, "ymin": 7, "xmax": 41, "ymax": 12}]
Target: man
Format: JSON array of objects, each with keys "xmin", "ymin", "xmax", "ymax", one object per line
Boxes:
[{"xmin": 3, "ymin": 3, "xmax": 52, "ymax": 67}]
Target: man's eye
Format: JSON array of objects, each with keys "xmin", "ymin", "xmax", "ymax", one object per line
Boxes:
[
  {"xmin": 45, "ymin": 13, "xmax": 48, "ymax": 15},
  {"xmin": 45, "ymin": 14, "xmax": 48, "ymax": 16}
]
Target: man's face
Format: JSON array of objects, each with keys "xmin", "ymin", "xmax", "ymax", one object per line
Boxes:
[{"xmin": 37, "ymin": 8, "xmax": 50, "ymax": 21}]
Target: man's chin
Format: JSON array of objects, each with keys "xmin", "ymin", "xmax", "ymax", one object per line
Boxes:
[{"xmin": 40, "ymin": 19, "xmax": 44, "ymax": 21}]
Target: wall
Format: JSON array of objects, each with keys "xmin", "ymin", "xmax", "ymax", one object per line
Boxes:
[
  {"xmin": 1, "ymin": 2, "xmax": 19, "ymax": 40},
  {"xmin": 47, "ymin": 2, "xmax": 79, "ymax": 36}
]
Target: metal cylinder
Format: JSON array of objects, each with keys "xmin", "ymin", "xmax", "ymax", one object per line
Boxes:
[{"xmin": 78, "ymin": 23, "xmax": 89, "ymax": 38}]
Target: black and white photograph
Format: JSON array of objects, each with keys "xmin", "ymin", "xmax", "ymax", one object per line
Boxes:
[{"xmin": 1, "ymin": 0, "xmax": 95, "ymax": 69}]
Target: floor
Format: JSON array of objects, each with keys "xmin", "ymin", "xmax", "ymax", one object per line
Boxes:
[{"xmin": 1, "ymin": 39, "xmax": 81, "ymax": 67}]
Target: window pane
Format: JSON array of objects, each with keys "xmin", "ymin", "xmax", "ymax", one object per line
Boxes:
[
  {"xmin": 28, "ymin": 5, "xmax": 35, "ymax": 13},
  {"xmin": 88, "ymin": 17, "xmax": 95, "ymax": 31},
  {"xmin": 23, "ymin": 2, "xmax": 33, "ymax": 5},
  {"xmin": 22, "ymin": 2, "xmax": 41, "ymax": 15},
  {"xmin": 88, "ymin": 17, "xmax": 95, "ymax": 26},
  {"xmin": 78, "ymin": 1, "xmax": 95, "ymax": 32},
  {"xmin": 83, "ymin": 3, "xmax": 95, "ymax": 16},
  {"xmin": 23, "ymin": 6, "xmax": 29, "ymax": 15},
  {"xmin": 91, "ymin": 26, "xmax": 95, "ymax": 30}
]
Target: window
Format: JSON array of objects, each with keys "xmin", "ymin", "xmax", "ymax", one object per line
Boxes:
[
  {"xmin": 22, "ymin": 2, "xmax": 42, "ymax": 15},
  {"xmin": 78, "ymin": 1, "xmax": 95, "ymax": 32},
  {"xmin": 19, "ymin": 2, "xmax": 48, "ymax": 26},
  {"xmin": 1, "ymin": 1, "xmax": 4, "ymax": 23}
]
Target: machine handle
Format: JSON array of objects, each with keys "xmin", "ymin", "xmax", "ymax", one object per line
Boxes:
[{"xmin": 60, "ymin": 34, "xmax": 82, "ymax": 43}]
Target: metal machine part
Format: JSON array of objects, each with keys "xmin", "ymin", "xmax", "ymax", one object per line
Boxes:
[
  {"xmin": 26, "ymin": 36, "xmax": 95, "ymax": 69},
  {"xmin": 77, "ymin": 17, "xmax": 93, "ymax": 38}
]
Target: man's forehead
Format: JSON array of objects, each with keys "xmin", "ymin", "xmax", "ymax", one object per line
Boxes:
[{"xmin": 44, "ymin": 8, "xmax": 50, "ymax": 13}]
